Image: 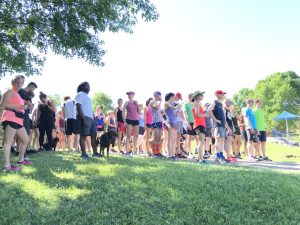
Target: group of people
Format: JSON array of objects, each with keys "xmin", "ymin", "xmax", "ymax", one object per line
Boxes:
[{"xmin": 1, "ymin": 75, "xmax": 271, "ymax": 171}]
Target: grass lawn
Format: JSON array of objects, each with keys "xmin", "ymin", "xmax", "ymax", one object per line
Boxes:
[
  {"xmin": 265, "ymin": 143, "xmax": 300, "ymax": 163},
  {"xmin": 0, "ymin": 151, "xmax": 300, "ymax": 225}
]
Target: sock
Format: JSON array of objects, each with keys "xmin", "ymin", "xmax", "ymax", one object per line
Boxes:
[
  {"xmin": 216, "ymin": 152, "xmax": 220, "ymax": 158},
  {"xmin": 220, "ymin": 152, "xmax": 224, "ymax": 158}
]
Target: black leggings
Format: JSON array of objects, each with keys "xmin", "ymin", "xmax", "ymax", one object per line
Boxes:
[{"xmin": 39, "ymin": 123, "xmax": 53, "ymax": 149}]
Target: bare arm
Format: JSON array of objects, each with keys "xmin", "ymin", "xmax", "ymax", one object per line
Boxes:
[
  {"xmin": 165, "ymin": 102, "xmax": 178, "ymax": 110},
  {"xmin": 122, "ymin": 101, "xmax": 128, "ymax": 123},
  {"xmin": 76, "ymin": 103, "xmax": 85, "ymax": 121},
  {"xmin": 47, "ymin": 101, "xmax": 56, "ymax": 113},
  {"xmin": 208, "ymin": 101, "xmax": 221, "ymax": 124},
  {"xmin": 150, "ymin": 100, "xmax": 161, "ymax": 110},
  {"xmin": 0, "ymin": 90, "xmax": 27, "ymax": 110},
  {"xmin": 194, "ymin": 103, "xmax": 207, "ymax": 118}
]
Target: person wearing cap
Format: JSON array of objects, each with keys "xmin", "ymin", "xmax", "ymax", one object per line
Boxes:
[
  {"xmin": 254, "ymin": 99, "xmax": 271, "ymax": 161},
  {"xmin": 164, "ymin": 93, "xmax": 180, "ymax": 160},
  {"xmin": 123, "ymin": 91, "xmax": 140, "ymax": 156},
  {"xmin": 203, "ymin": 102, "xmax": 213, "ymax": 158},
  {"xmin": 192, "ymin": 91, "xmax": 208, "ymax": 164},
  {"xmin": 244, "ymin": 99, "xmax": 259, "ymax": 161},
  {"xmin": 185, "ymin": 94, "xmax": 198, "ymax": 155},
  {"xmin": 149, "ymin": 91, "xmax": 164, "ymax": 157},
  {"xmin": 208, "ymin": 90, "xmax": 227, "ymax": 163}
]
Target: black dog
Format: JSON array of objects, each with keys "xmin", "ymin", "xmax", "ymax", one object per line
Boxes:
[
  {"xmin": 42, "ymin": 137, "xmax": 59, "ymax": 151},
  {"xmin": 99, "ymin": 130, "xmax": 118, "ymax": 158}
]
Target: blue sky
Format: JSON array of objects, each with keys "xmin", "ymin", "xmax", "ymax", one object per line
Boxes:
[{"xmin": 1, "ymin": 0, "xmax": 300, "ymax": 106}]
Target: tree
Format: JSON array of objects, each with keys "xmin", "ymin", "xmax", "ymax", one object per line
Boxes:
[
  {"xmin": 233, "ymin": 71, "xmax": 300, "ymax": 132},
  {"xmin": 253, "ymin": 71, "xmax": 300, "ymax": 131},
  {"xmin": 0, "ymin": 0, "xmax": 159, "ymax": 78},
  {"xmin": 232, "ymin": 88, "xmax": 254, "ymax": 112},
  {"xmin": 92, "ymin": 92, "xmax": 113, "ymax": 114},
  {"xmin": 48, "ymin": 94, "xmax": 62, "ymax": 107}
]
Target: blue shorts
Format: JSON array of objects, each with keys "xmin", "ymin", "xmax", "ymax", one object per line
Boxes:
[
  {"xmin": 258, "ymin": 131, "xmax": 267, "ymax": 142},
  {"xmin": 214, "ymin": 126, "xmax": 226, "ymax": 138},
  {"xmin": 152, "ymin": 122, "xmax": 163, "ymax": 129}
]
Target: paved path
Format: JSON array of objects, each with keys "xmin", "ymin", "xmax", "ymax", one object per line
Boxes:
[{"xmin": 178, "ymin": 157, "xmax": 300, "ymax": 171}]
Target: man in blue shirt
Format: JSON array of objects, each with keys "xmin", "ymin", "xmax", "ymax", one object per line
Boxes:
[{"xmin": 243, "ymin": 99, "xmax": 259, "ymax": 161}]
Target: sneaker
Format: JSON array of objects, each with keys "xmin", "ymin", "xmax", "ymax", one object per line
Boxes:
[
  {"xmin": 4, "ymin": 165, "xmax": 21, "ymax": 171},
  {"xmin": 197, "ymin": 160, "xmax": 207, "ymax": 165},
  {"xmin": 169, "ymin": 156, "xmax": 176, "ymax": 161},
  {"xmin": 17, "ymin": 160, "xmax": 32, "ymax": 165},
  {"xmin": 227, "ymin": 156, "xmax": 237, "ymax": 162},
  {"xmin": 176, "ymin": 154, "xmax": 187, "ymax": 159},
  {"xmin": 124, "ymin": 152, "xmax": 132, "ymax": 157},
  {"xmin": 81, "ymin": 153, "xmax": 90, "ymax": 159},
  {"xmin": 92, "ymin": 153, "xmax": 100, "ymax": 157},
  {"xmin": 263, "ymin": 157, "xmax": 272, "ymax": 161},
  {"xmin": 247, "ymin": 156, "xmax": 257, "ymax": 162}
]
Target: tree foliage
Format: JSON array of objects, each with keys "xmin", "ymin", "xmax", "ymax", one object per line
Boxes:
[
  {"xmin": 0, "ymin": 0, "xmax": 159, "ymax": 78},
  {"xmin": 92, "ymin": 92, "xmax": 113, "ymax": 114},
  {"xmin": 232, "ymin": 88, "xmax": 254, "ymax": 112},
  {"xmin": 48, "ymin": 93, "xmax": 62, "ymax": 107},
  {"xmin": 233, "ymin": 71, "xmax": 300, "ymax": 131}
]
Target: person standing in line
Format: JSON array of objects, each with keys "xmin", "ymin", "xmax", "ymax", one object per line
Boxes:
[
  {"xmin": 254, "ymin": 99, "xmax": 271, "ymax": 161},
  {"xmin": 122, "ymin": 91, "xmax": 140, "ymax": 156}
]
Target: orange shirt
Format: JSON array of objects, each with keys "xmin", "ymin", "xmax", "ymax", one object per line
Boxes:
[{"xmin": 192, "ymin": 105, "xmax": 206, "ymax": 128}]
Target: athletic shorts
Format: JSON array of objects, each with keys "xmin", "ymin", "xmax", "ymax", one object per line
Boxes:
[
  {"xmin": 117, "ymin": 122, "xmax": 126, "ymax": 133},
  {"xmin": 146, "ymin": 123, "xmax": 153, "ymax": 129},
  {"xmin": 187, "ymin": 122, "xmax": 196, "ymax": 136},
  {"xmin": 246, "ymin": 129, "xmax": 259, "ymax": 143},
  {"xmin": 2, "ymin": 121, "xmax": 23, "ymax": 130},
  {"xmin": 139, "ymin": 126, "xmax": 145, "ymax": 135},
  {"xmin": 23, "ymin": 117, "xmax": 31, "ymax": 134},
  {"xmin": 258, "ymin": 131, "xmax": 267, "ymax": 142},
  {"xmin": 126, "ymin": 119, "xmax": 139, "ymax": 126},
  {"xmin": 65, "ymin": 118, "xmax": 78, "ymax": 135},
  {"xmin": 214, "ymin": 126, "xmax": 226, "ymax": 138},
  {"xmin": 205, "ymin": 128, "xmax": 212, "ymax": 138},
  {"xmin": 152, "ymin": 122, "xmax": 163, "ymax": 129},
  {"xmin": 96, "ymin": 126, "xmax": 104, "ymax": 132},
  {"xmin": 194, "ymin": 125, "xmax": 206, "ymax": 135},
  {"xmin": 167, "ymin": 122, "xmax": 177, "ymax": 130},
  {"xmin": 242, "ymin": 130, "xmax": 248, "ymax": 142},
  {"xmin": 76, "ymin": 116, "xmax": 94, "ymax": 137}
]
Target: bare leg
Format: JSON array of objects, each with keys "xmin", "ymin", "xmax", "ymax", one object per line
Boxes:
[
  {"xmin": 125, "ymin": 125, "xmax": 133, "ymax": 153},
  {"xmin": 3, "ymin": 126, "xmax": 17, "ymax": 167},
  {"xmin": 16, "ymin": 128, "xmax": 29, "ymax": 162},
  {"xmin": 132, "ymin": 125, "xmax": 139, "ymax": 153}
]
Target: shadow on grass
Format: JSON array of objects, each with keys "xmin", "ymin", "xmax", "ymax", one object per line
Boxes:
[{"xmin": 0, "ymin": 151, "xmax": 300, "ymax": 225}]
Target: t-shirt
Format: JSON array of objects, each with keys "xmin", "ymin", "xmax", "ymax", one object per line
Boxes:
[
  {"xmin": 204, "ymin": 110, "xmax": 213, "ymax": 129},
  {"xmin": 244, "ymin": 107, "xmax": 257, "ymax": 130},
  {"xmin": 75, "ymin": 92, "xmax": 93, "ymax": 119},
  {"xmin": 63, "ymin": 99, "xmax": 77, "ymax": 119},
  {"xmin": 185, "ymin": 103, "xmax": 194, "ymax": 123},
  {"xmin": 254, "ymin": 108, "xmax": 266, "ymax": 131},
  {"xmin": 18, "ymin": 88, "xmax": 31, "ymax": 116}
]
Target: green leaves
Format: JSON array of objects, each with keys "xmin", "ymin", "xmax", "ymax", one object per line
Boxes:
[
  {"xmin": 92, "ymin": 91, "xmax": 114, "ymax": 113},
  {"xmin": 0, "ymin": 0, "xmax": 159, "ymax": 78},
  {"xmin": 233, "ymin": 71, "xmax": 300, "ymax": 131}
]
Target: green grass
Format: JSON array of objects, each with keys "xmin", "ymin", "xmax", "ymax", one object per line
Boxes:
[
  {"xmin": 0, "ymin": 151, "xmax": 300, "ymax": 225},
  {"xmin": 266, "ymin": 143, "xmax": 300, "ymax": 163}
]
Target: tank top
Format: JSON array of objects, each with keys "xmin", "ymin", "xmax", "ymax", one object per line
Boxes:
[
  {"xmin": 145, "ymin": 106, "xmax": 153, "ymax": 124},
  {"xmin": 95, "ymin": 113, "xmax": 104, "ymax": 127},
  {"xmin": 126, "ymin": 101, "xmax": 139, "ymax": 120},
  {"xmin": 1, "ymin": 91, "xmax": 25, "ymax": 126},
  {"xmin": 192, "ymin": 105, "xmax": 206, "ymax": 128},
  {"xmin": 38, "ymin": 103, "xmax": 55, "ymax": 124},
  {"xmin": 165, "ymin": 106, "xmax": 177, "ymax": 125},
  {"xmin": 107, "ymin": 117, "xmax": 116, "ymax": 131},
  {"xmin": 225, "ymin": 108, "xmax": 233, "ymax": 129},
  {"xmin": 117, "ymin": 107, "xmax": 124, "ymax": 123},
  {"xmin": 212, "ymin": 100, "xmax": 225, "ymax": 127},
  {"xmin": 232, "ymin": 116, "xmax": 241, "ymax": 134},
  {"xmin": 151, "ymin": 102, "xmax": 163, "ymax": 123}
]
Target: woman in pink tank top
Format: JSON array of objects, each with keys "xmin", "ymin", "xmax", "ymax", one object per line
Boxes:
[
  {"xmin": 122, "ymin": 91, "xmax": 140, "ymax": 155},
  {"xmin": 1, "ymin": 75, "xmax": 32, "ymax": 171}
]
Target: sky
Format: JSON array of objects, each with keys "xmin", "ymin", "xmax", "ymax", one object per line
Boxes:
[{"xmin": 1, "ymin": 0, "xmax": 300, "ymax": 107}]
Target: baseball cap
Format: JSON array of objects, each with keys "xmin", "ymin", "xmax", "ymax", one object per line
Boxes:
[
  {"xmin": 126, "ymin": 91, "xmax": 135, "ymax": 95},
  {"xmin": 153, "ymin": 91, "xmax": 161, "ymax": 97},
  {"xmin": 175, "ymin": 92, "xmax": 183, "ymax": 100},
  {"xmin": 215, "ymin": 90, "xmax": 226, "ymax": 95},
  {"xmin": 192, "ymin": 91, "xmax": 205, "ymax": 98}
]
